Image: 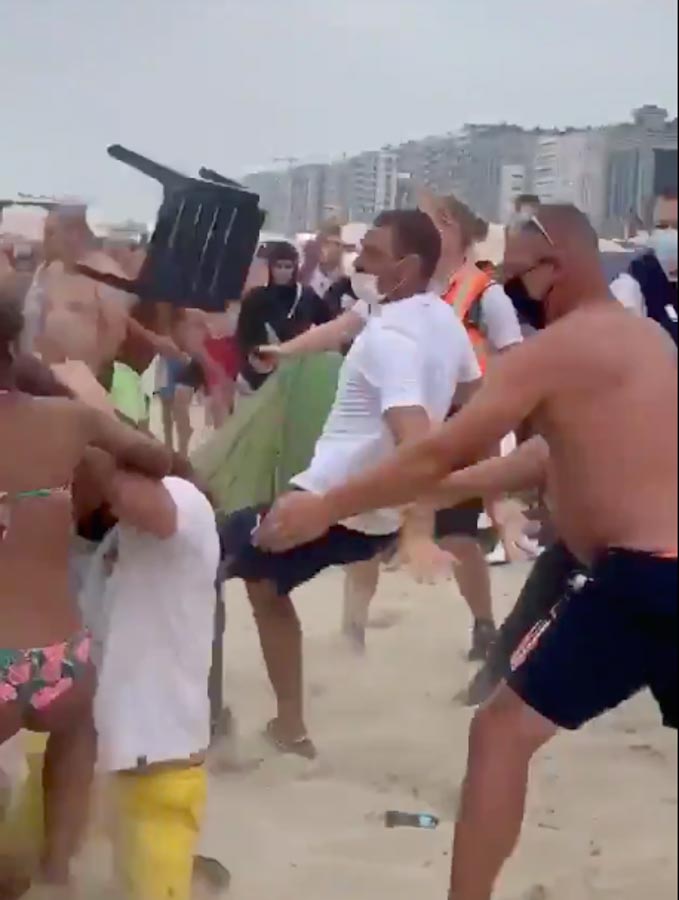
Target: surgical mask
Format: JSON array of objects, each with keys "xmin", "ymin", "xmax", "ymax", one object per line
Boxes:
[
  {"xmin": 647, "ymin": 228, "xmax": 678, "ymax": 282},
  {"xmin": 350, "ymin": 272, "xmax": 385, "ymax": 308}
]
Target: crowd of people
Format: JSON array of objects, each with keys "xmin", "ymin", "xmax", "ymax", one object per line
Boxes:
[{"xmin": 0, "ymin": 184, "xmax": 677, "ymax": 900}]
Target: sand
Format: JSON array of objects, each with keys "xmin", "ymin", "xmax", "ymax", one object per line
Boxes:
[
  {"xmin": 5, "ymin": 560, "xmax": 677, "ymax": 898},
  {"xmin": 195, "ymin": 563, "xmax": 677, "ymax": 900}
]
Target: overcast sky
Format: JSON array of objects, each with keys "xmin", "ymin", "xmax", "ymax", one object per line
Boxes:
[{"xmin": 1, "ymin": 0, "xmax": 677, "ymax": 220}]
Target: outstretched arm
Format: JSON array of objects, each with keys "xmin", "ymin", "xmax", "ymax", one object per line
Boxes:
[
  {"xmin": 80, "ymin": 405, "xmax": 171, "ymax": 479},
  {"xmin": 260, "ymin": 308, "xmax": 366, "ymax": 360},
  {"xmin": 321, "ymin": 336, "xmax": 551, "ymax": 524},
  {"xmin": 421, "ymin": 435, "xmax": 549, "ymax": 510}
]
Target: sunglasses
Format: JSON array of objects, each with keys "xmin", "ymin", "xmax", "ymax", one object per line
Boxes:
[{"xmin": 522, "ymin": 215, "xmax": 556, "ymax": 247}]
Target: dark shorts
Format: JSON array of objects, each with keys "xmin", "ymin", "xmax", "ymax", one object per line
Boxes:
[
  {"xmin": 435, "ymin": 499, "xmax": 483, "ymax": 539},
  {"xmin": 490, "ymin": 542, "xmax": 586, "ymax": 679},
  {"xmin": 217, "ymin": 505, "xmax": 395, "ymax": 596},
  {"xmin": 509, "ymin": 549, "xmax": 678, "ymax": 730}
]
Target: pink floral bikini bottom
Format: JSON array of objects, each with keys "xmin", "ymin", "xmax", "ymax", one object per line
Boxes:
[{"xmin": 0, "ymin": 631, "xmax": 91, "ymax": 711}]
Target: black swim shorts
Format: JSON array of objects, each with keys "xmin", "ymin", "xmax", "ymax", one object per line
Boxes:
[
  {"xmin": 509, "ymin": 548, "xmax": 677, "ymax": 730},
  {"xmin": 217, "ymin": 505, "xmax": 395, "ymax": 596},
  {"xmin": 435, "ymin": 499, "xmax": 484, "ymax": 539}
]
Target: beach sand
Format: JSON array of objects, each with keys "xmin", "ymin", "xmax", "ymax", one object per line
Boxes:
[
  {"xmin": 8, "ymin": 561, "xmax": 676, "ymax": 898},
  {"xmin": 196, "ymin": 563, "xmax": 677, "ymax": 900}
]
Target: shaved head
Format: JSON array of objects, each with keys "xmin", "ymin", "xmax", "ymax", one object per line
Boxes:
[
  {"xmin": 44, "ymin": 204, "xmax": 93, "ymax": 265},
  {"xmin": 504, "ymin": 204, "xmax": 609, "ymax": 324}
]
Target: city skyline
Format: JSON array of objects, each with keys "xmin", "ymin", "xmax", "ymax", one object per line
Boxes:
[
  {"xmin": 1, "ymin": 0, "xmax": 677, "ymax": 221},
  {"xmin": 243, "ymin": 105, "xmax": 677, "ymax": 239}
]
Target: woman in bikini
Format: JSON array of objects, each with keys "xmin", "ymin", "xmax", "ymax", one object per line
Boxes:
[{"xmin": 0, "ymin": 298, "xmax": 171, "ymax": 895}]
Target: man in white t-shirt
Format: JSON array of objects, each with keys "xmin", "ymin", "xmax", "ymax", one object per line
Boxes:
[
  {"xmin": 85, "ymin": 472, "xmax": 220, "ymax": 900},
  {"xmin": 219, "ymin": 210, "xmax": 481, "ymax": 757}
]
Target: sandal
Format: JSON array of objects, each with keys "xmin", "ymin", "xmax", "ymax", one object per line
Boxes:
[{"xmin": 264, "ymin": 720, "xmax": 318, "ymax": 760}]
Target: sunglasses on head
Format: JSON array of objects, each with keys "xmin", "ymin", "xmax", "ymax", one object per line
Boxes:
[{"xmin": 522, "ymin": 215, "xmax": 556, "ymax": 247}]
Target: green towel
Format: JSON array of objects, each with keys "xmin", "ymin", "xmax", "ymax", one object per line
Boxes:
[{"xmin": 192, "ymin": 354, "xmax": 342, "ymax": 514}]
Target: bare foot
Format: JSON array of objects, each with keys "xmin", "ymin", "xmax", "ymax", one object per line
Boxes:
[
  {"xmin": 0, "ymin": 855, "xmax": 32, "ymax": 900},
  {"xmin": 367, "ymin": 611, "xmax": 402, "ymax": 630},
  {"xmin": 264, "ymin": 720, "xmax": 317, "ymax": 761},
  {"xmin": 341, "ymin": 624, "xmax": 367, "ymax": 655}
]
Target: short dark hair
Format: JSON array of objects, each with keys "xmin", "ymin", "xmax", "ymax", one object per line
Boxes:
[{"xmin": 374, "ymin": 209, "xmax": 442, "ymax": 281}]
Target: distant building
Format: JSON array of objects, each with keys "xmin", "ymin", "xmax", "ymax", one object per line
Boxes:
[
  {"xmin": 452, "ymin": 125, "xmax": 541, "ymax": 223},
  {"xmin": 604, "ymin": 106, "xmax": 678, "ymax": 237},
  {"xmin": 346, "ymin": 150, "xmax": 398, "ymax": 222},
  {"xmin": 533, "ymin": 130, "xmax": 609, "ymax": 231},
  {"xmin": 241, "ymin": 104, "xmax": 677, "ymax": 239},
  {"xmin": 498, "ymin": 165, "xmax": 528, "ymax": 224},
  {"xmin": 288, "ymin": 164, "xmax": 327, "ymax": 234},
  {"xmin": 395, "ymin": 134, "xmax": 459, "ymax": 197},
  {"xmin": 323, "ymin": 158, "xmax": 351, "ymax": 223},
  {"xmin": 242, "ymin": 170, "xmax": 292, "ymax": 235}
]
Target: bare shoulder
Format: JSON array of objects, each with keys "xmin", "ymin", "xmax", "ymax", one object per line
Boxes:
[{"xmin": 83, "ymin": 249, "xmax": 127, "ymax": 279}]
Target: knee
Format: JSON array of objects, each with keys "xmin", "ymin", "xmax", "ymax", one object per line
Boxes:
[
  {"xmin": 345, "ymin": 561, "xmax": 379, "ymax": 596},
  {"xmin": 248, "ymin": 581, "xmax": 300, "ymax": 626},
  {"xmin": 469, "ymin": 689, "xmax": 551, "ymax": 763}
]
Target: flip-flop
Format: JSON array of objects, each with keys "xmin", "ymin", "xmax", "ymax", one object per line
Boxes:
[
  {"xmin": 264, "ymin": 720, "xmax": 318, "ymax": 760},
  {"xmin": 193, "ymin": 856, "xmax": 232, "ymax": 894}
]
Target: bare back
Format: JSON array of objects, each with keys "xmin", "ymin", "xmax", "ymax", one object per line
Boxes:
[
  {"xmin": 0, "ymin": 396, "xmax": 90, "ymax": 648},
  {"xmin": 533, "ymin": 305, "xmax": 677, "ymax": 562}
]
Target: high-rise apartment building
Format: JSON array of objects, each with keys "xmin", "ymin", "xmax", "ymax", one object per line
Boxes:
[
  {"xmin": 533, "ymin": 130, "xmax": 609, "ymax": 231},
  {"xmin": 241, "ymin": 105, "xmax": 677, "ymax": 238},
  {"xmin": 604, "ymin": 106, "xmax": 678, "ymax": 236}
]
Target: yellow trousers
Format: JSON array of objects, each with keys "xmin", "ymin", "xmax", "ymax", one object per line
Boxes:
[
  {"xmin": 1, "ymin": 739, "xmax": 206, "ymax": 900},
  {"xmin": 0, "ymin": 733, "xmax": 46, "ymax": 860},
  {"xmin": 114, "ymin": 765, "xmax": 207, "ymax": 900}
]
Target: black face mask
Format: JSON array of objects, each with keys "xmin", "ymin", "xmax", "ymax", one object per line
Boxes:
[{"xmin": 504, "ymin": 277, "xmax": 546, "ymax": 331}]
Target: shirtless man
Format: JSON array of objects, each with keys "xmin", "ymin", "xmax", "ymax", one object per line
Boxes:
[
  {"xmin": 255, "ymin": 205, "xmax": 678, "ymax": 900},
  {"xmin": 25, "ymin": 206, "xmax": 133, "ymax": 382}
]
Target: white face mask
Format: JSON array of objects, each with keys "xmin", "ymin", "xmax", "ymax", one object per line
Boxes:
[
  {"xmin": 350, "ymin": 272, "xmax": 385, "ymax": 308},
  {"xmin": 647, "ymin": 228, "xmax": 678, "ymax": 282}
]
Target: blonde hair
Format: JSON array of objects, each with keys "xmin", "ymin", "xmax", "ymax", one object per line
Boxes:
[{"xmin": 442, "ymin": 196, "xmax": 488, "ymax": 250}]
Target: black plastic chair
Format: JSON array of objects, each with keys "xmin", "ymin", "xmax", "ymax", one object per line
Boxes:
[{"xmin": 78, "ymin": 145, "xmax": 265, "ymax": 311}]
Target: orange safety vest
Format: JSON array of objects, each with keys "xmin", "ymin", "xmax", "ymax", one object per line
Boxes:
[{"xmin": 442, "ymin": 267, "xmax": 493, "ymax": 372}]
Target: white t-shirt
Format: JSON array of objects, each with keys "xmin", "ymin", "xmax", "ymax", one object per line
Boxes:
[
  {"xmin": 479, "ymin": 283, "xmax": 524, "ymax": 351},
  {"xmin": 94, "ymin": 478, "xmax": 220, "ymax": 772},
  {"xmin": 293, "ymin": 292, "xmax": 481, "ymax": 534},
  {"xmin": 610, "ymin": 272, "xmax": 646, "ymax": 316}
]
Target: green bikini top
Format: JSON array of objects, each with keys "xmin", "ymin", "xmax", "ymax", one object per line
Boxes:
[{"xmin": 0, "ymin": 485, "xmax": 72, "ymax": 543}]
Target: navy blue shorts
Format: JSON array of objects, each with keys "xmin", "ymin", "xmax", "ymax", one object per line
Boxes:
[
  {"xmin": 508, "ymin": 549, "xmax": 677, "ymax": 730},
  {"xmin": 217, "ymin": 505, "xmax": 395, "ymax": 597}
]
